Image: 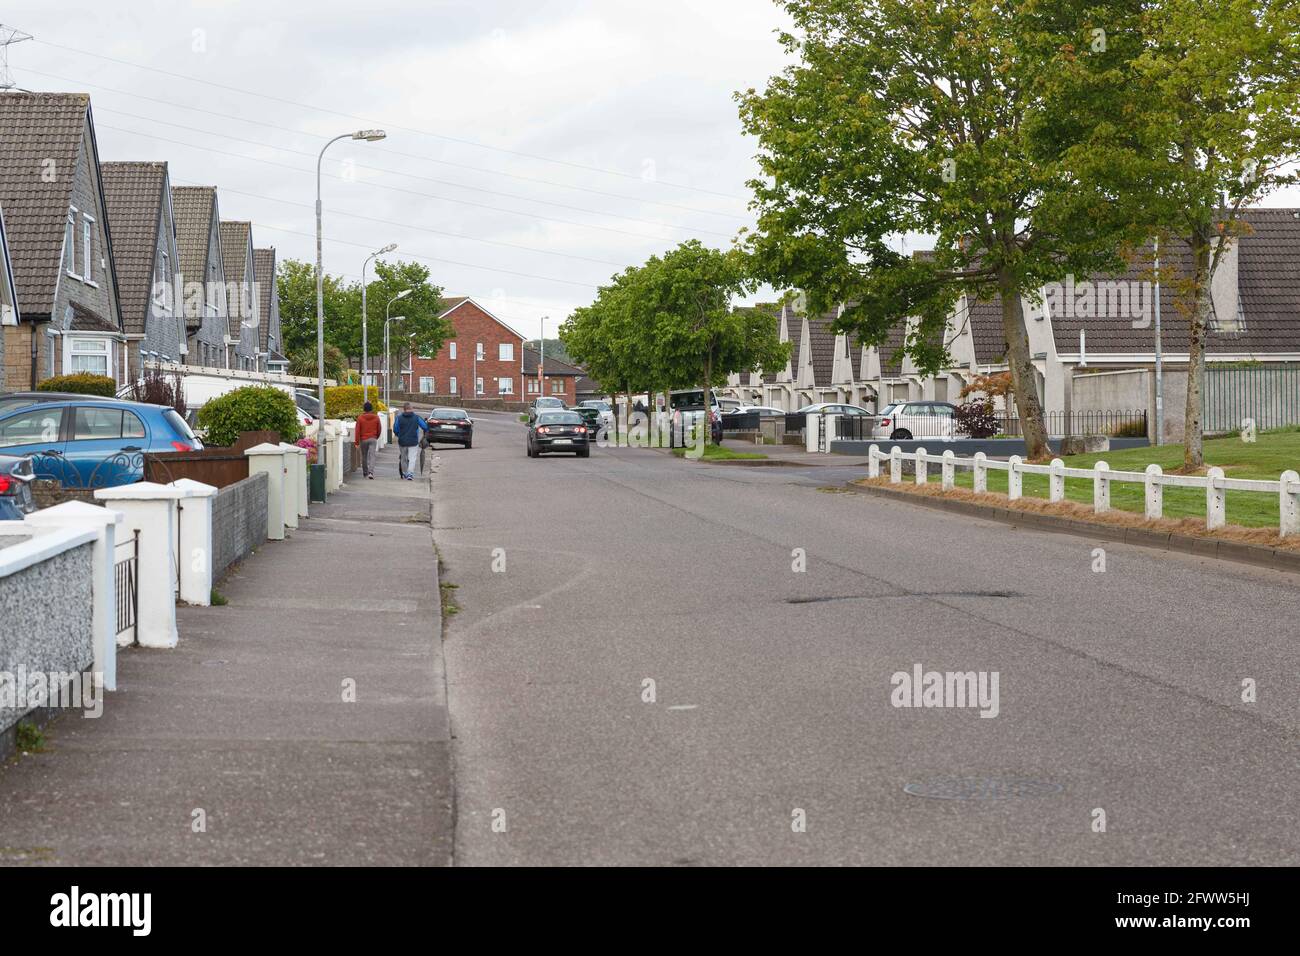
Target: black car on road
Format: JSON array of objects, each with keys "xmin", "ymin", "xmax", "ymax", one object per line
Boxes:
[
  {"xmin": 572, "ymin": 405, "xmax": 603, "ymax": 445},
  {"xmin": 424, "ymin": 407, "xmax": 474, "ymax": 448},
  {"xmin": 527, "ymin": 410, "xmax": 590, "ymax": 458}
]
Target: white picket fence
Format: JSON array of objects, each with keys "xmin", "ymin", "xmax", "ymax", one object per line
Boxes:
[{"xmin": 866, "ymin": 444, "xmax": 1300, "ymax": 537}]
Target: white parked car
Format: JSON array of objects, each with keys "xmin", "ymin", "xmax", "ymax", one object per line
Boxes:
[
  {"xmin": 725, "ymin": 404, "xmax": 785, "ymax": 417},
  {"xmin": 792, "ymin": 402, "xmax": 875, "ymax": 418},
  {"xmin": 871, "ymin": 401, "xmax": 958, "ymax": 441}
]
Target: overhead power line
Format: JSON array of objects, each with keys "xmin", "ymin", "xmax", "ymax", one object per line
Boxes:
[
  {"xmin": 31, "ymin": 38, "xmax": 748, "ymax": 200},
  {"xmin": 94, "ymin": 105, "xmax": 735, "ymax": 238},
  {"xmin": 22, "ymin": 67, "xmax": 748, "ymax": 222},
  {"xmin": 97, "ymin": 121, "xmax": 703, "ymax": 245}
]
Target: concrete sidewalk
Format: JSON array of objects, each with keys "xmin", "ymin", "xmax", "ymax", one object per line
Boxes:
[{"xmin": 0, "ymin": 442, "xmax": 451, "ymax": 866}]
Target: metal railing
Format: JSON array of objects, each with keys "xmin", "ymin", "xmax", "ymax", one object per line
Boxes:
[
  {"xmin": 1204, "ymin": 364, "xmax": 1300, "ymax": 434},
  {"xmin": 866, "ymin": 444, "xmax": 1300, "ymax": 536},
  {"xmin": 114, "ymin": 529, "xmax": 140, "ymax": 645}
]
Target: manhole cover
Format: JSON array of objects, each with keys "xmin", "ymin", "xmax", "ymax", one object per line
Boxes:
[{"xmin": 904, "ymin": 778, "xmax": 1063, "ymax": 800}]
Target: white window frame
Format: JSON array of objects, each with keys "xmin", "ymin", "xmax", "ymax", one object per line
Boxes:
[
  {"xmin": 82, "ymin": 214, "xmax": 96, "ymax": 286},
  {"xmin": 65, "ymin": 207, "xmax": 80, "ymax": 279},
  {"xmin": 498, "ymin": 343, "xmax": 514, "ymax": 362},
  {"xmin": 449, "ymin": 376, "xmax": 458, "ymax": 394},
  {"xmin": 419, "ymin": 376, "xmax": 435, "ymax": 394},
  {"xmin": 449, "ymin": 341, "xmax": 457, "ymax": 360},
  {"xmin": 475, "ymin": 376, "xmax": 484, "ymax": 395},
  {"xmin": 527, "ymin": 378, "xmax": 540, "ymax": 394},
  {"xmin": 498, "ymin": 376, "xmax": 514, "ymax": 395},
  {"xmin": 66, "ymin": 336, "xmax": 112, "ymax": 377},
  {"xmin": 476, "ymin": 342, "xmax": 484, "ymax": 361},
  {"xmin": 551, "ymin": 378, "xmax": 565, "ymax": 395}
]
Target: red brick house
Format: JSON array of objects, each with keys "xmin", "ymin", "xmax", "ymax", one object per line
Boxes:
[{"xmin": 410, "ymin": 296, "xmax": 525, "ymax": 399}]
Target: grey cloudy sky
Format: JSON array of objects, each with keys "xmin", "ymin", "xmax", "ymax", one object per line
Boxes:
[
  {"xmin": 9, "ymin": 2, "xmax": 1298, "ymax": 342},
  {"xmin": 8, "ymin": 0, "xmax": 795, "ymax": 340}
]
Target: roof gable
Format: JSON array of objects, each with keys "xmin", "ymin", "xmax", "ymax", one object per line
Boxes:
[
  {"xmin": 0, "ymin": 93, "xmax": 92, "ymax": 318},
  {"xmin": 170, "ymin": 186, "xmax": 216, "ymax": 284},
  {"xmin": 439, "ymin": 296, "xmax": 525, "ymax": 341},
  {"xmin": 101, "ymin": 161, "xmax": 167, "ymax": 335},
  {"xmin": 253, "ymin": 247, "xmax": 276, "ymax": 350}
]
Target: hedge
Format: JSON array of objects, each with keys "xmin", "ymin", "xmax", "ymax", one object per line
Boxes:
[
  {"xmin": 324, "ymin": 385, "xmax": 388, "ymax": 419},
  {"xmin": 196, "ymin": 386, "xmax": 303, "ymax": 446},
  {"xmin": 37, "ymin": 373, "xmax": 117, "ymax": 397}
]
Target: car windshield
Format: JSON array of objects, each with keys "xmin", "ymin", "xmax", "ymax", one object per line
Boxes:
[
  {"xmin": 431, "ymin": 408, "xmax": 468, "ymax": 419},
  {"xmin": 581, "ymin": 401, "xmax": 610, "ymax": 411},
  {"xmin": 878, "ymin": 404, "xmax": 899, "ymax": 416},
  {"xmin": 536, "ymin": 397, "xmax": 564, "ymax": 407},
  {"xmin": 538, "ymin": 412, "xmax": 581, "ymax": 425}
]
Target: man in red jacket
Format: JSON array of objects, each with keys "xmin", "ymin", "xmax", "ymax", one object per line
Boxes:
[{"xmin": 354, "ymin": 402, "xmax": 383, "ymax": 479}]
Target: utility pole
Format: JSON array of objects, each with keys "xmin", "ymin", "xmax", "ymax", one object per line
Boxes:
[{"xmin": 1154, "ymin": 237, "xmax": 1164, "ymax": 446}]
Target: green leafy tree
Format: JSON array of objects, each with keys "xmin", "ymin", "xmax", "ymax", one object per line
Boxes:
[
  {"xmin": 565, "ymin": 241, "xmax": 788, "ymax": 433},
  {"xmin": 357, "ymin": 260, "xmax": 449, "ymax": 380},
  {"xmin": 1074, "ymin": 0, "xmax": 1300, "ymax": 468},
  {"xmin": 289, "ymin": 344, "xmax": 348, "ymax": 383},
  {"xmin": 738, "ymin": 0, "xmax": 1145, "ymax": 460},
  {"xmin": 277, "ymin": 258, "xmax": 353, "ymax": 356}
]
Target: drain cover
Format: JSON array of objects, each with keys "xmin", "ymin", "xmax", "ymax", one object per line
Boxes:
[{"xmin": 904, "ymin": 778, "xmax": 1063, "ymax": 800}]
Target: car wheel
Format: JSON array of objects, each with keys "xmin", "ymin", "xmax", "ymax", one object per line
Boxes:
[
  {"xmin": 578, "ymin": 447, "xmax": 590, "ymax": 458},
  {"xmin": 890, "ymin": 429, "xmax": 912, "ymax": 440},
  {"xmin": 465, "ymin": 440, "xmax": 472, "ymax": 449}
]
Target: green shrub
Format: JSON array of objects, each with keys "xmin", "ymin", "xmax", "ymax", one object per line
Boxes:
[
  {"xmin": 196, "ymin": 386, "xmax": 302, "ymax": 446},
  {"xmin": 324, "ymin": 385, "xmax": 388, "ymax": 419},
  {"xmin": 37, "ymin": 372, "xmax": 117, "ymax": 396}
]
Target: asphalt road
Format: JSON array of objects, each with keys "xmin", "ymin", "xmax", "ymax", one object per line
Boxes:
[{"xmin": 431, "ymin": 411, "xmax": 1299, "ymax": 866}]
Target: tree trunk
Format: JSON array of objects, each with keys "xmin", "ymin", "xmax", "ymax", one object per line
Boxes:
[
  {"xmin": 1182, "ymin": 238, "xmax": 1213, "ymax": 471},
  {"xmin": 998, "ymin": 269, "xmax": 1051, "ymax": 460}
]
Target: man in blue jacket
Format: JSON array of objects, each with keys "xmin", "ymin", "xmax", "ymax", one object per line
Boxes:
[{"xmin": 393, "ymin": 402, "xmax": 428, "ymax": 480}]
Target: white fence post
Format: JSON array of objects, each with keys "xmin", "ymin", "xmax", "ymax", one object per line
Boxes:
[
  {"xmin": 1206, "ymin": 466, "xmax": 1226, "ymax": 529},
  {"xmin": 824, "ymin": 413, "xmax": 839, "ymax": 454},
  {"xmin": 1048, "ymin": 458, "xmax": 1065, "ymax": 502},
  {"xmin": 942, "ymin": 449, "xmax": 955, "ymax": 490},
  {"xmin": 1007, "ymin": 455, "xmax": 1022, "ymax": 500},
  {"xmin": 1280, "ymin": 470, "xmax": 1300, "ymax": 537},
  {"xmin": 890, "ymin": 446, "xmax": 902, "ymax": 484},
  {"xmin": 1093, "ymin": 461, "xmax": 1111, "ymax": 513},
  {"xmin": 805, "ymin": 413, "xmax": 819, "ymax": 454},
  {"xmin": 914, "ymin": 447, "xmax": 927, "ymax": 486},
  {"xmin": 868, "ymin": 444, "xmax": 880, "ymax": 479},
  {"xmin": 1144, "ymin": 464, "xmax": 1163, "ymax": 520},
  {"xmin": 245, "ymin": 443, "xmax": 288, "ymax": 541},
  {"xmin": 170, "ymin": 478, "xmax": 217, "ymax": 606},
  {"xmin": 93, "ymin": 482, "xmax": 183, "ymax": 649},
  {"xmin": 973, "ymin": 452, "xmax": 988, "ymax": 494}
]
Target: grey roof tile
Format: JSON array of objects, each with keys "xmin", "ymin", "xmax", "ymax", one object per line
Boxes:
[
  {"xmin": 253, "ymin": 246, "xmax": 275, "ymax": 351},
  {"xmin": 101, "ymin": 161, "xmax": 166, "ymax": 335},
  {"xmin": 0, "ymin": 92, "xmax": 91, "ymax": 319},
  {"xmin": 170, "ymin": 185, "xmax": 216, "ymax": 331}
]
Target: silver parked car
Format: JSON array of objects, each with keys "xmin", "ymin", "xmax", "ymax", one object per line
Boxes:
[{"xmin": 871, "ymin": 401, "xmax": 958, "ymax": 441}]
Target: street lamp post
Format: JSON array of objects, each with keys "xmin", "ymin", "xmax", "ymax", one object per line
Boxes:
[
  {"xmin": 316, "ymin": 128, "xmax": 385, "ymax": 489},
  {"xmin": 361, "ymin": 242, "xmax": 398, "ymax": 405},
  {"xmin": 384, "ymin": 289, "xmax": 412, "ymax": 414}
]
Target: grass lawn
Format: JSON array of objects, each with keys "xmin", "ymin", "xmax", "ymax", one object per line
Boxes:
[
  {"xmin": 671, "ymin": 444, "xmax": 767, "ymax": 460},
  {"xmin": 922, "ymin": 427, "xmax": 1300, "ymax": 529}
]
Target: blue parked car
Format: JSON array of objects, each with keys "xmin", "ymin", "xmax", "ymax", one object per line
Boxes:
[{"xmin": 0, "ymin": 398, "xmax": 202, "ymax": 489}]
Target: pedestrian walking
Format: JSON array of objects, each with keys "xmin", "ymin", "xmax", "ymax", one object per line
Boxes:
[
  {"xmin": 354, "ymin": 402, "xmax": 382, "ymax": 479},
  {"xmin": 394, "ymin": 402, "xmax": 428, "ymax": 480}
]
